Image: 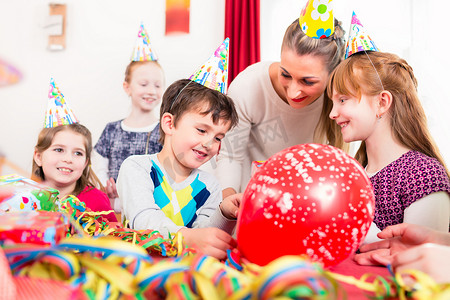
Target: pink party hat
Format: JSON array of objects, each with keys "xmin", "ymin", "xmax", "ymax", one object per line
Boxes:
[
  {"xmin": 345, "ymin": 12, "xmax": 379, "ymax": 59},
  {"xmin": 189, "ymin": 38, "xmax": 229, "ymax": 94},
  {"xmin": 131, "ymin": 23, "xmax": 158, "ymax": 61},
  {"xmin": 299, "ymin": 0, "xmax": 334, "ymax": 39},
  {"xmin": 44, "ymin": 78, "xmax": 79, "ymax": 128}
]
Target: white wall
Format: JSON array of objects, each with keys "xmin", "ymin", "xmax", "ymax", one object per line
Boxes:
[
  {"xmin": 0, "ymin": 0, "xmax": 449, "ymax": 175},
  {"xmin": 0, "ymin": 0, "xmax": 226, "ymax": 175}
]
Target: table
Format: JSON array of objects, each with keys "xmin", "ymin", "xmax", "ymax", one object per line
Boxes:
[{"xmin": 329, "ymin": 255, "xmax": 391, "ymax": 300}]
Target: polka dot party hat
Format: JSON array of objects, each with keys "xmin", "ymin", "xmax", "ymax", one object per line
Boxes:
[
  {"xmin": 131, "ymin": 23, "xmax": 158, "ymax": 61},
  {"xmin": 345, "ymin": 12, "xmax": 379, "ymax": 59},
  {"xmin": 299, "ymin": 0, "xmax": 334, "ymax": 39},
  {"xmin": 188, "ymin": 38, "xmax": 229, "ymax": 94},
  {"xmin": 44, "ymin": 78, "xmax": 79, "ymax": 128}
]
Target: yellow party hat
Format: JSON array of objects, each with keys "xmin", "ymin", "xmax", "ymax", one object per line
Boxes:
[{"xmin": 299, "ymin": 0, "xmax": 334, "ymax": 39}]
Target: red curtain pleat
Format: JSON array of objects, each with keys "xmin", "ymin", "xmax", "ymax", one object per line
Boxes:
[{"xmin": 225, "ymin": 0, "xmax": 260, "ymax": 86}]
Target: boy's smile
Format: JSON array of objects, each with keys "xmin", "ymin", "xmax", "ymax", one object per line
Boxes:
[{"xmin": 158, "ymin": 109, "xmax": 231, "ymax": 182}]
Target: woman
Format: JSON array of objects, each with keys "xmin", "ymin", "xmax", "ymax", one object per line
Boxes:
[{"xmin": 216, "ymin": 12, "xmax": 346, "ymax": 196}]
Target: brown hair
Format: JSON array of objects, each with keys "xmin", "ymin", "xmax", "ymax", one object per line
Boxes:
[
  {"xmin": 159, "ymin": 79, "xmax": 239, "ymax": 144},
  {"xmin": 281, "ymin": 18, "xmax": 348, "ymax": 150},
  {"xmin": 32, "ymin": 123, "xmax": 105, "ymax": 195},
  {"xmin": 124, "ymin": 60, "xmax": 164, "ymax": 83},
  {"xmin": 327, "ymin": 51, "xmax": 449, "ymax": 177}
]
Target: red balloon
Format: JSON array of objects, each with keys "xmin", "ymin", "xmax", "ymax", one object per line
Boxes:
[{"xmin": 236, "ymin": 144, "xmax": 375, "ymax": 268}]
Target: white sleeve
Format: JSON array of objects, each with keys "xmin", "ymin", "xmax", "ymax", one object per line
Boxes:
[
  {"xmin": 191, "ymin": 175, "xmax": 237, "ymax": 234},
  {"xmin": 404, "ymin": 191, "xmax": 450, "ymax": 232},
  {"xmin": 361, "ymin": 222, "xmax": 382, "ymax": 245},
  {"xmin": 91, "ymin": 150, "xmax": 109, "ymax": 186},
  {"xmin": 117, "ymin": 156, "xmax": 183, "ymax": 238}
]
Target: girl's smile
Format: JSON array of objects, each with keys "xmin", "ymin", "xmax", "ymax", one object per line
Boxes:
[{"xmin": 34, "ymin": 130, "xmax": 88, "ymax": 195}]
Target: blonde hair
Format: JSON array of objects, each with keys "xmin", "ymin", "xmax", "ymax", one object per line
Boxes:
[
  {"xmin": 281, "ymin": 18, "xmax": 348, "ymax": 150},
  {"xmin": 32, "ymin": 123, "xmax": 105, "ymax": 195},
  {"xmin": 327, "ymin": 51, "xmax": 449, "ymax": 177}
]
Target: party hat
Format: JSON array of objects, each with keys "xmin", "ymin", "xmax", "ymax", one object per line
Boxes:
[
  {"xmin": 131, "ymin": 23, "xmax": 158, "ymax": 61},
  {"xmin": 299, "ymin": 0, "xmax": 334, "ymax": 39},
  {"xmin": 345, "ymin": 12, "xmax": 379, "ymax": 59},
  {"xmin": 189, "ymin": 38, "xmax": 229, "ymax": 94},
  {"xmin": 0, "ymin": 58, "xmax": 22, "ymax": 87},
  {"xmin": 44, "ymin": 78, "xmax": 79, "ymax": 128}
]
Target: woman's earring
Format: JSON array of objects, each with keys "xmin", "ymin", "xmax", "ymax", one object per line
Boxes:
[{"xmin": 376, "ymin": 114, "xmax": 382, "ymax": 122}]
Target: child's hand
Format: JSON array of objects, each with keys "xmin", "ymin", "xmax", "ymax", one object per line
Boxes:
[
  {"xmin": 390, "ymin": 243, "xmax": 450, "ymax": 284},
  {"xmin": 178, "ymin": 227, "xmax": 237, "ymax": 260},
  {"xmin": 106, "ymin": 177, "xmax": 119, "ymax": 201},
  {"xmin": 355, "ymin": 223, "xmax": 450, "ymax": 266},
  {"xmin": 220, "ymin": 193, "xmax": 243, "ymax": 219}
]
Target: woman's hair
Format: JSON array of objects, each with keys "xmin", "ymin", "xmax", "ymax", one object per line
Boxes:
[
  {"xmin": 159, "ymin": 79, "xmax": 239, "ymax": 144},
  {"xmin": 124, "ymin": 60, "xmax": 164, "ymax": 83},
  {"xmin": 32, "ymin": 123, "xmax": 105, "ymax": 195},
  {"xmin": 281, "ymin": 18, "xmax": 345, "ymax": 73},
  {"xmin": 281, "ymin": 18, "xmax": 348, "ymax": 150},
  {"xmin": 327, "ymin": 51, "xmax": 449, "ymax": 176}
]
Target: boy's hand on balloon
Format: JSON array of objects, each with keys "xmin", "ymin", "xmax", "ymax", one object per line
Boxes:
[{"xmin": 220, "ymin": 193, "xmax": 242, "ymax": 219}]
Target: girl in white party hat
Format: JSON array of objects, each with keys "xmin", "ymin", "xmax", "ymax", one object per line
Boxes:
[
  {"xmin": 93, "ymin": 23, "xmax": 165, "ymax": 211},
  {"xmin": 32, "ymin": 78, "xmax": 117, "ymax": 222}
]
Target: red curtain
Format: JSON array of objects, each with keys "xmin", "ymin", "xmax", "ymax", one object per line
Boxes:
[{"xmin": 225, "ymin": 0, "xmax": 260, "ymax": 86}]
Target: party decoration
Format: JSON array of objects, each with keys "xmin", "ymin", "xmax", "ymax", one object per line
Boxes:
[
  {"xmin": 44, "ymin": 78, "xmax": 79, "ymax": 128},
  {"xmin": 0, "ymin": 58, "xmax": 22, "ymax": 87},
  {"xmin": 236, "ymin": 143, "xmax": 375, "ymax": 268},
  {"xmin": 189, "ymin": 38, "xmax": 229, "ymax": 94},
  {"xmin": 165, "ymin": 0, "xmax": 190, "ymax": 35},
  {"xmin": 0, "ymin": 174, "xmax": 59, "ymax": 213},
  {"xmin": 0, "ymin": 211, "xmax": 68, "ymax": 246},
  {"xmin": 131, "ymin": 23, "xmax": 158, "ymax": 61},
  {"xmin": 299, "ymin": 0, "xmax": 334, "ymax": 39},
  {"xmin": 345, "ymin": 12, "xmax": 379, "ymax": 59},
  {"xmin": 0, "ymin": 248, "xmax": 82, "ymax": 300}
]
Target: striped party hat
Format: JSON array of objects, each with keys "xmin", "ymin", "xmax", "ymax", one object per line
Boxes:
[
  {"xmin": 189, "ymin": 38, "xmax": 229, "ymax": 94},
  {"xmin": 44, "ymin": 78, "xmax": 78, "ymax": 128},
  {"xmin": 131, "ymin": 23, "xmax": 158, "ymax": 61},
  {"xmin": 345, "ymin": 12, "xmax": 379, "ymax": 59}
]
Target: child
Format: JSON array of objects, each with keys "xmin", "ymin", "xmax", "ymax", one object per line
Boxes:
[
  {"xmin": 33, "ymin": 79, "xmax": 117, "ymax": 222},
  {"xmin": 93, "ymin": 23, "xmax": 164, "ymax": 206},
  {"xmin": 327, "ymin": 51, "xmax": 450, "ymax": 233},
  {"xmin": 117, "ymin": 39, "xmax": 242, "ymax": 259}
]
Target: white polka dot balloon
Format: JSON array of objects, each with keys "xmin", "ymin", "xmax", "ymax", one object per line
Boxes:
[{"xmin": 236, "ymin": 144, "xmax": 375, "ymax": 268}]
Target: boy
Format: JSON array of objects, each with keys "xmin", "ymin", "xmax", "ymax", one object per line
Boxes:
[{"xmin": 117, "ymin": 78, "xmax": 240, "ymax": 259}]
